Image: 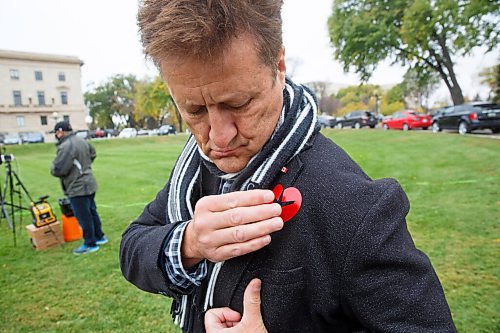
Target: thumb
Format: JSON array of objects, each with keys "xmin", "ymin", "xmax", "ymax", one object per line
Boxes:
[{"xmin": 241, "ymin": 278, "xmax": 264, "ymax": 324}]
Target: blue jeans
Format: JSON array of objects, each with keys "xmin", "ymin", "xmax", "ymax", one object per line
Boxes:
[{"xmin": 69, "ymin": 193, "xmax": 104, "ymax": 247}]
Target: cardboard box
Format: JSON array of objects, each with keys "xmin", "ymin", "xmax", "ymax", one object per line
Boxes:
[{"xmin": 26, "ymin": 221, "xmax": 65, "ymax": 250}]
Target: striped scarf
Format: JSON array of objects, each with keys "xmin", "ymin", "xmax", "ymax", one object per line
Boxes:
[
  {"xmin": 168, "ymin": 77, "xmax": 319, "ymax": 329},
  {"xmin": 167, "ymin": 78, "xmax": 319, "ymax": 222}
]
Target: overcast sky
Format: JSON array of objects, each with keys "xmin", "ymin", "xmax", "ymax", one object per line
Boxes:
[{"xmin": 1, "ymin": 0, "xmax": 498, "ymax": 106}]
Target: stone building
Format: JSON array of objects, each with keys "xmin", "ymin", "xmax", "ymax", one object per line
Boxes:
[{"xmin": 0, "ymin": 49, "xmax": 87, "ymax": 142}]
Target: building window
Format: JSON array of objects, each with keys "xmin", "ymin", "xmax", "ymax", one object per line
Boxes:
[
  {"xmin": 16, "ymin": 116, "xmax": 25, "ymax": 127},
  {"xmin": 40, "ymin": 116, "xmax": 48, "ymax": 125},
  {"xmin": 13, "ymin": 90, "xmax": 22, "ymax": 106},
  {"xmin": 35, "ymin": 70, "xmax": 43, "ymax": 81},
  {"xmin": 63, "ymin": 115, "xmax": 70, "ymax": 122},
  {"xmin": 37, "ymin": 91, "xmax": 46, "ymax": 105},
  {"xmin": 60, "ymin": 91, "xmax": 68, "ymax": 105},
  {"xmin": 10, "ymin": 69, "xmax": 19, "ymax": 80},
  {"xmin": 58, "ymin": 72, "xmax": 66, "ymax": 81}
]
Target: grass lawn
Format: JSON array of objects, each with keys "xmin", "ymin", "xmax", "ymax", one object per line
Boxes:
[{"xmin": 0, "ymin": 130, "xmax": 498, "ymax": 332}]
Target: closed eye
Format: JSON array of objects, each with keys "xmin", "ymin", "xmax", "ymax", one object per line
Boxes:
[
  {"xmin": 224, "ymin": 98, "xmax": 252, "ymax": 110},
  {"xmin": 188, "ymin": 106, "xmax": 207, "ymax": 116}
]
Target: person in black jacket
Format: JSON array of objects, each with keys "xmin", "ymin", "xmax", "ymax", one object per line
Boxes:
[
  {"xmin": 120, "ymin": 1, "xmax": 457, "ymax": 332},
  {"xmin": 51, "ymin": 121, "xmax": 108, "ymax": 255}
]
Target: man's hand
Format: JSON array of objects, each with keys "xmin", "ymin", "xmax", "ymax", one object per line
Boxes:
[
  {"xmin": 205, "ymin": 278, "xmax": 267, "ymax": 332},
  {"xmin": 182, "ymin": 190, "xmax": 283, "ymax": 267}
]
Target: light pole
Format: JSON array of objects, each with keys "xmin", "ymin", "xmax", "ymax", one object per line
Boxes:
[
  {"xmin": 375, "ymin": 94, "xmax": 381, "ymax": 115},
  {"xmin": 52, "ymin": 111, "xmax": 59, "ymax": 126}
]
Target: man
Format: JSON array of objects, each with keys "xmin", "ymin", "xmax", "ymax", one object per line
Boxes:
[
  {"xmin": 120, "ymin": 1, "xmax": 457, "ymax": 332},
  {"xmin": 51, "ymin": 121, "xmax": 107, "ymax": 255}
]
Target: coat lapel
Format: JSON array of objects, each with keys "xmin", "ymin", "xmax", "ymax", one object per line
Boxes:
[{"xmin": 212, "ymin": 154, "xmax": 305, "ymax": 307}]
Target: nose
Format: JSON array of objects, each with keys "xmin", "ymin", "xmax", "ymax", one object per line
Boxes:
[{"xmin": 208, "ymin": 107, "xmax": 237, "ymax": 149}]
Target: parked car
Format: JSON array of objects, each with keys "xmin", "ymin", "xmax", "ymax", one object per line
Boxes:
[
  {"xmin": 0, "ymin": 132, "xmax": 8, "ymax": 144},
  {"xmin": 318, "ymin": 115, "xmax": 337, "ymax": 128},
  {"xmin": 336, "ymin": 110, "xmax": 378, "ymax": 129},
  {"xmin": 23, "ymin": 132, "xmax": 45, "ymax": 143},
  {"xmin": 430, "ymin": 106, "xmax": 452, "ymax": 120},
  {"xmin": 18, "ymin": 132, "xmax": 29, "ymax": 143},
  {"xmin": 158, "ymin": 125, "xmax": 177, "ymax": 135},
  {"xmin": 104, "ymin": 128, "xmax": 119, "ymax": 137},
  {"xmin": 75, "ymin": 130, "xmax": 90, "ymax": 140},
  {"xmin": 3, "ymin": 133, "xmax": 22, "ymax": 145},
  {"xmin": 118, "ymin": 128, "xmax": 138, "ymax": 138},
  {"xmin": 137, "ymin": 129, "xmax": 151, "ymax": 136},
  {"xmin": 89, "ymin": 128, "xmax": 106, "ymax": 138},
  {"xmin": 432, "ymin": 102, "xmax": 500, "ymax": 135},
  {"xmin": 382, "ymin": 111, "xmax": 432, "ymax": 131}
]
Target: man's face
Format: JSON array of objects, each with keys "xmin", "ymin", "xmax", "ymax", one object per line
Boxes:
[
  {"xmin": 55, "ymin": 130, "xmax": 64, "ymax": 140},
  {"xmin": 160, "ymin": 34, "xmax": 286, "ymax": 173}
]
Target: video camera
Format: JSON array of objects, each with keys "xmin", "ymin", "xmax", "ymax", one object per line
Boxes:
[{"xmin": 0, "ymin": 154, "xmax": 15, "ymax": 165}]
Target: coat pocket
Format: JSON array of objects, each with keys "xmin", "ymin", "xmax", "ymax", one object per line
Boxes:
[
  {"xmin": 253, "ymin": 266, "xmax": 304, "ymax": 285},
  {"xmin": 244, "ymin": 266, "xmax": 312, "ymax": 333}
]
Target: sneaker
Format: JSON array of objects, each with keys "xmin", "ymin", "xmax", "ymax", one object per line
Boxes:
[
  {"xmin": 73, "ymin": 244, "xmax": 100, "ymax": 255},
  {"xmin": 96, "ymin": 236, "xmax": 108, "ymax": 245}
]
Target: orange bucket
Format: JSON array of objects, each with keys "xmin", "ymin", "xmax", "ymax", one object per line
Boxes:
[{"xmin": 61, "ymin": 214, "xmax": 83, "ymax": 242}]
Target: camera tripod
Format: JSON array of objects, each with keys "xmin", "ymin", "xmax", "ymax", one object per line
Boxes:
[{"xmin": 0, "ymin": 157, "xmax": 34, "ymax": 246}]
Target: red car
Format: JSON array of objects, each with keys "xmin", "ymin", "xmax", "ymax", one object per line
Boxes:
[{"xmin": 382, "ymin": 111, "xmax": 432, "ymax": 130}]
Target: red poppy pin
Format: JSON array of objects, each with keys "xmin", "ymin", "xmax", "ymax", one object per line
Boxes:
[{"xmin": 272, "ymin": 184, "xmax": 302, "ymax": 222}]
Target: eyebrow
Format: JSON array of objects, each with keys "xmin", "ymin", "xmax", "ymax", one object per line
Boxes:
[{"xmin": 183, "ymin": 92, "xmax": 251, "ymax": 108}]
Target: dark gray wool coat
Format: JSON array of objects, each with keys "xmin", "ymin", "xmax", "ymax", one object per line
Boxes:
[{"xmin": 120, "ymin": 133, "xmax": 457, "ymax": 333}]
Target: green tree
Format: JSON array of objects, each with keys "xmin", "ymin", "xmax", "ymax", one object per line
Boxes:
[
  {"xmin": 336, "ymin": 84, "xmax": 380, "ymax": 105},
  {"xmin": 84, "ymin": 85, "xmax": 115, "ymax": 129},
  {"xmin": 336, "ymin": 84, "xmax": 380, "ymax": 114},
  {"xmin": 384, "ymin": 67, "xmax": 439, "ymax": 111},
  {"xmin": 328, "ymin": 0, "xmax": 499, "ymax": 105},
  {"xmin": 108, "ymin": 74, "xmax": 138, "ymax": 127},
  {"xmin": 135, "ymin": 76, "xmax": 183, "ymax": 131},
  {"xmin": 383, "ymin": 83, "xmax": 406, "ymax": 115},
  {"xmin": 380, "ymin": 98, "xmax": 405, "ymax": 115},
  {"xmin": 401, "ymin": 66, "xmax": 441, "ymax": 109},
  {"xmin": 84, "ymin": 74, "xmax": 139, "ymax": 128},
  {"xmin": 479, "ymin": 63, "xmax": 500, "ymax": 103},
  {"xmin": 386, "ymin": 83, "xmax": 406, "ymax": 104}
]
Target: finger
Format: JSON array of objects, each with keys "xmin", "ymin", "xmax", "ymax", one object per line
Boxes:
[
  {"xmin": 212, "ymin": 233, "xmax": 273, "ymax": 261},
  {"xmin": 210, "ymin": 216, "xmax": 283, "ymax": 246},
  {"xmin": 209, "ymin": 202, "xmax": 282, "ymax": 230},
  {"xmin": 241, "ymin": 278, "xmax": 264, "ymax": 324},
  {"xmin": 197, "ymin": 189, "xmax": 275, "ymax": 213},
  {"xmin": 204, "ymin": 307, "xmax": 241, "ymax": 330}
]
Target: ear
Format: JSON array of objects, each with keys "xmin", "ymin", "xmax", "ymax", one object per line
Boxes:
[{"xmin": 276, "ymin": 46, "xmax": 286, "ymax": 88}]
